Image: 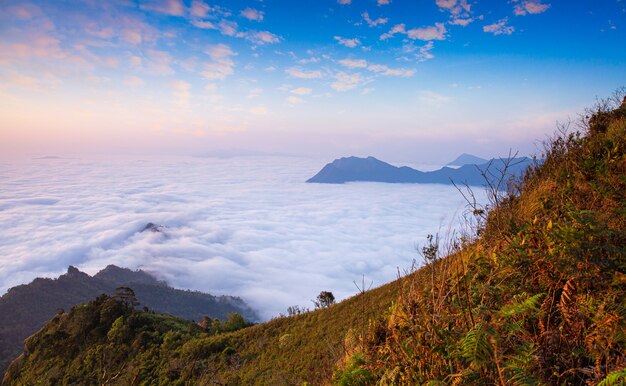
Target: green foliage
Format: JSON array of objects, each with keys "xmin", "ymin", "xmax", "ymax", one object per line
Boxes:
[
  {"xmin": 461, "ymin": 323, "xmax": 494, "ymax": 367},
  {"xmin": 333, "ymin": 353, "xmax": 375, "ymax": 386},
  {"xmin": 0, "ymin": 264, "xmax": 256, "ymax": 376},
  {"xmin": 314, "ymin": 291, "xmax": 336, "ymax": 309},
  {"xmin": 597, "ymin": 369, "xmax": 626, "ymax": 386},
  {"xmin": 198, "ymin": 312, "xmax": 252, "ymax": 336},
  {"xmin": 351, "ymin": 93, "xmax": 626, "ymax": 385}
]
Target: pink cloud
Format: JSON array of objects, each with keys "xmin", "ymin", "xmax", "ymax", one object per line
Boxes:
[
  {"xmin": 362, "ymin": 12, "xmax": 388, "ymax": 27},
  {"xmin": 140, "ymin": 0, "xmax": 185, "ymax": 16},
  {"xmin": 514, "ymin": 1, "xmax": 551, "ymax": 16},
  {"xmin": 483, "ymin": 18, "xmax": 515, "ymax": 35},
  {"xmin": 189, "ymin": 0, "xmax": 211, "ymax": 18},
  {"xmin": 380, "ymin": 24, "xmax": 406, "ymax": 40},
  {"xmin": 249, "ymin": 31, "xmax": 280, "ymax": 45},
  {"xmin": 407, "ymin": 23, "xmax": 447, "ymax": 41},
  {"xmin": 241, "ymin": 8, "xmax": 264, "ymax": 21}
]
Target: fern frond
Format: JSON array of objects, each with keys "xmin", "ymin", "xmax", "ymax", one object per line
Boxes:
[
  {"xmin": 499, "ymin": 293, "xmax": 545, "ymax": 318},
  {"xmin": 461, "ymin": 323, "xmax": 494, "ymax": 367},
  {"xmin": 597, "ymin": 369, "xmax": 626, "ymax": 386}
]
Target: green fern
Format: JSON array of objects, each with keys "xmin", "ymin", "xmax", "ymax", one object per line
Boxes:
[
  {"xmin": 499, "ymin": 293, "xmax": 544, "ymax": 318},
  {"xmin": 597, "ymin": 369, "xmax": 626, "ymax": 386},
  {"xmin": 461, "ymin": 323, "xmax": 494, "ymax": 366},
  {"xmin": 503, "ymin": 341, "xmax": 540, "ymax": 386}
]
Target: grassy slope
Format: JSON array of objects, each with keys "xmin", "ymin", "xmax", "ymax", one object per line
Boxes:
[
  {"xmin": 3, "ymin": 273, "xmax": 402, "ymax": 385},
  {"xmin": 219, "ymin": 278, "xmax": 403, "ymax": 385},
  {"xmin": 343, "ymin": 96, "xmax": 626, "ymax": 385}
]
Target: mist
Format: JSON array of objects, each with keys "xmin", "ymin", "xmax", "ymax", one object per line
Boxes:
[{"xmin": 0, "ymin": 156, "xmax": 481, "ymax": 319}]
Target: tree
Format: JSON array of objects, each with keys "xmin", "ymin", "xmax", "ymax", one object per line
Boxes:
[
  {"xmin": 113, "ymin": 286, "xmax": 139, "ymax": 309},
  {"xmin": 287, "ymin": 305, "xmax": 308, "ymax": 316},
  {"xmin": 313, "ymin": 291, "xmax": 335, "ymax": 309}
]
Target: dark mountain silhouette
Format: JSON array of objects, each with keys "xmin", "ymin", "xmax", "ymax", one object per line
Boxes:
[
  {"xmin": 142, "ymin": 222, "xmax": 166, "ymax": 233},
  {"xmin": 446, "ymin": 153, "xmax": 488, "ymax": 167},
  {"xmin": 0, "ymin": 265, "xmax": 257, "ymax": 376},
  {"xmin": 306, "ymin": 155, "xmax": 534, "ymax": 186}
]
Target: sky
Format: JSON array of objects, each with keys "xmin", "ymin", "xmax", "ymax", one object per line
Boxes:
[{"xmin": 1, "ymin": 0, "xmax": 625, "ymax": 162}]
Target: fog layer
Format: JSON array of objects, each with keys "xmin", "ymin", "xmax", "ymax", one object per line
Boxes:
[{"xmin": 0, "ymin": 156, "xmax": 476, "ymax": 319}]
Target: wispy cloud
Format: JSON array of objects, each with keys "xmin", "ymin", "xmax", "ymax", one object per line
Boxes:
[
  {"xmin": 334, "ymin": 36, "xmax": 361, "ymax": 48},
  {"xmin": 189, "ymin": 0, "xmax": 212, "ymax": 18},
  {"xmin": 514, "ymin": 1, "xmax": 551, "ymax": 16},
  {"xmin": 286, "ymin": 95, "xmax": 304, "ymax": 104},
  {"xmin": 338, "ymin": 59, "xmax": 415, "ymax": 77},
  {"xmin": 380, "ymin": 24, "xmax": 406, "ymax": 40},
  {"xmin": 248, "ymin": 31, "xmax": 281, "ymax": 45},
  {"xmin": 416, "ymin": 41, "xmax": 435, "ymax": 62},
  {"xmin": 362, "ymin": 12, "xmax": 388, "ymax": 27},
  {"xmin": 124, "ymin": 75, "xmax": 145, "ymax": 88},
  {"xmin": 247, "ymin": 87, "xmax": 263, "ymax": 98},
  {"xmin": 331, "ymin": 71, "xmax": 366, "ymax": 91},
  {"xmin": 377, "ymin": 0, "xmax": 391, "ymax": 5},
  {"xmin": 367, "ymin": 64, "xmax": 414, "ymax": 77},
  {"xmin": 381, "ymin": 23, "xmax": 446, "ymax": 41},
  {"xmin": 407, "ymin": 23, "xmax": 447, "ymax": 40},
  {"xmin": 338, "ymin": 58, "xmax": 368, "ymax": 69},
  {"xmin": 241, "ymin": 8, "xmax": 264, "ymax": 21},
  {"xmin": 171, "ymin": 80, "xmax": 191, "ymax": 106},
  {"xmin": 449, "ymin": 17, "xmax": 474, "ymax": 26},
  {"xmin": 191, "ymin": 19, "xmax": 217, "ymax": 29},
  {"xmin": 146, "ymin": 49, "xmax": 175, "ymax": 75},
  {"xmin": 436, "ymin": 0, "xmax": 474, "ymax": 26},
  {"xmin": 202, "ymin": 44, "xmax": 236, "ymax": 80},
  {"xmin": 5, "ymin": 3, "xmax": 45, "ymax": 20},
  {"xmin": 187, "ymin": 4, "xmax": 280, "ymax": 46},
  {"xmin": 285, "ymin": 66, "xmax": 323, "ymax": 79},
  {"xmin": 217, "ymin": 20, "xmax": 242, "ymax": 37},
  {"xmin": 418, "ymin": 90, "xmax": 451, "ymax": 106},
  {"xmin": 337, "ymin": 0, "xmax": 352, "ymax": 4},
  {"xmin": 290, "ymin": 87, "xmax": 313, "ymax": 95},
  {"xmin": 140, "ymin": 0, "xmax": 185, "ymax": 16},
  {"xmin": 483, "ymin": 18, "xmax": 515, "ymax": 35},
  {"xmin": 436, "ymin": 0, "xmax": 471, "ymax": 15}
]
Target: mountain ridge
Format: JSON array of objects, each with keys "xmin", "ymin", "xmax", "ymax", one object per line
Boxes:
[
  {"xmin": 0, "ymin": 264, "xmax": 257, "ymax": 376},
  {"xmin": 307, "ymin": 155, "xmax": 534, "ymax": 186}
]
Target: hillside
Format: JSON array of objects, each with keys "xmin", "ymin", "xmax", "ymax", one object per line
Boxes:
[
  {"xmin": 3, "ymin": 94, "xmax": 626, "ymax": 385},
  {"xmin": 0, "ymin": 265, "xmax": 257, "ymax": 376},
  {"xmin": 306, "ymin": 155, "xmax": 533, "ymax": 186},
  {"xmin": 3, "ymin": 275, "xmax": 403, "ymax": 385},
  {"xmin": 333, "ymin": 94, "xmax": 626, "ymax": 384}
]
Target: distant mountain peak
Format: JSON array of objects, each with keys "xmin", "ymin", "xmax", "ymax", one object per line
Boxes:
[
  {"xmin": 446, "ymin": 153, "xmax": 488, "ymax": 167},
  {"xmin": 142, "ymin": 222, "xmax": 166, "ymax": 233}
]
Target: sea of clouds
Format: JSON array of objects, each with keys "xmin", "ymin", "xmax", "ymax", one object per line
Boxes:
[{"xmin": 0, "ymin": 156, "xmax": 482, "ymax": 320}]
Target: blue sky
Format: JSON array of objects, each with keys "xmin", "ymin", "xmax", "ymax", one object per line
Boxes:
[{"xmin": 0, "ymin": 0, "xmax": 625, "ymax": 162}]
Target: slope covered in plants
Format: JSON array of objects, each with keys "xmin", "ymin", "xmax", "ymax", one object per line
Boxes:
[
  {"xmin": 335, "ymin": 93, "xmax": 626, "ymax": 385},
  {"xmin": 2, "ymin": 272, "xmax": 402, "ymax": 385},
  {"xmin": 0, "ymin": 264, "xmax": 256, "ymax": 376}
]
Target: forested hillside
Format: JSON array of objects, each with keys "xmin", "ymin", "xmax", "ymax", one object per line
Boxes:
[{"xmin": 0, "ymin": 265, "xmax": 256, "ymax": 376}]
